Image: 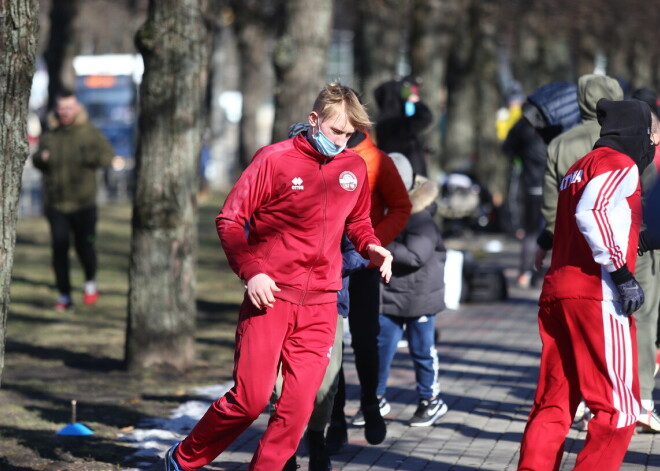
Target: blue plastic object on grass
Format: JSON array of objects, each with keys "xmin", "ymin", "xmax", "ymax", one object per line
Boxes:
[{"xmin": 56, "ymin": 399, "xmax": 94, "ymax": 436}]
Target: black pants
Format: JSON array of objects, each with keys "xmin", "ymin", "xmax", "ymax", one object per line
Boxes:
[
  {"xmin": 347, "ymin": 267, "xmax": 381, "ymax": 407},
  {"xmin": 45, "ymin": 206, "xmax": 98, "ymax": 296}
]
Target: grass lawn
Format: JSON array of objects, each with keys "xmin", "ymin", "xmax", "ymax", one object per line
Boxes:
[{"xmin": 1, "ymin": 196, "xmax": 244, "ymax": 470}]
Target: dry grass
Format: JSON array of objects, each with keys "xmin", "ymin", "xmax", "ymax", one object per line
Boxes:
[{"xmin": 1, "ymin": 196, "xmax": 244, "ymax": 470}]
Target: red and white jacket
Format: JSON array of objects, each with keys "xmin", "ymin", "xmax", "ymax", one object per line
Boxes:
[
  {"xmin": 541, "ymin": 147, "xmax": 642, "ymax": 303},
  {"xmin": 216, "ymin": 133, "xmax": 380, "ymax": 305}
]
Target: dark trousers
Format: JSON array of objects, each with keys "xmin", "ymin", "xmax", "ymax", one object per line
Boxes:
[
  {"xmin": 347, "ymin": 267, "xmax": 381, "ymax": 407},
  {"xmin": 45, "ymin": 205, "xmax": 98, "ymax": 296}
]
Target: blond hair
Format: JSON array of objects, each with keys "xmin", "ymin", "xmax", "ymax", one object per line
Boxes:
[{"xmin": 313, "ymin": 82, "xmax": 372, "ymax": 132}]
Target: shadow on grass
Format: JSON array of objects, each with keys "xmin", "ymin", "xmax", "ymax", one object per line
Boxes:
[
  {"xmin": 5, "ymin": 340, "xmax": 125, "ymax": 372},
  {"xmin": 196, "ymin": 299, "xmax": 241, "ymax": 316},
  {"xmin": 0, "ymin": 425, "xmax": 137, "ymax": 465}
]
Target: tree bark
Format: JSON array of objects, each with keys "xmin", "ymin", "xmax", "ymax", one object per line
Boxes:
[
  {"xmin": 43, "ymin": 0, "xmax": 79, "ymax": 109},
  {"xmin": 271, "ymin": 0, "xmax": 333, "ymax": 143},
  {"xmin": 0, "ymin": 0, "xmax": 39, "ymax": 387},
  {"xmin": 353, "ymin": 0, "xmax": 409, "ymax": 120},
  {"xmin": 125, "ymin": 0, "xmax": 219, "ymax": 372},
  {"xmin": 443, "ymin": 0, "xmax": 506, "ymax": 199},
  {"xmin": 232, "ymin": 1, "xmax": 278, "ymax": 168},
  {"xmin": 409, "ymin": 0, "xmax": 459, "ymax": 176}
]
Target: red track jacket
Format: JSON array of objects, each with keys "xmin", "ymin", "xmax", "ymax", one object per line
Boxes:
[{"xmin": 217, "ymin": 133, "xmax": 381, "ymax": 305}]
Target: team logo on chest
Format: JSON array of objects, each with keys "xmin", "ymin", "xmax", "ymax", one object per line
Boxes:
[
  {"xmin": 339, "ymin": 171, "xmax": 358, "ymax": 191},
  {"xmin": 291, "ymin": 177, "xmax": 304, "ymax": 190}
]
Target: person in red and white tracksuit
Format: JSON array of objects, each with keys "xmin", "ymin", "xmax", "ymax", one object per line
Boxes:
[
  {"xmin": 518, "ymin": 98, "xmax": 660, "ymax": 471},
  {"xmin": 161, "ymin": 83, "xmax": 393, "ymax": 471}
]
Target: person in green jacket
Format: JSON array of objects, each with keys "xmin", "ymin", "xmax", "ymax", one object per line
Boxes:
[
  {"xmin": 33, "ymin": 90, "xmax": 114, "ymax": 312},
  {"xmin": 534, "ymin": 74, "xmax": 623, "ymax": 266}
]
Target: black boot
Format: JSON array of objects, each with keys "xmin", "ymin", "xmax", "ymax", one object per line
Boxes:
[
  {"xmin": 282, "ymin": 453, "xmax": 298, "ymax": 471},
  {"xmin": 325, "ymin": 418, "xmax": 348, "ymax": 455},
  {"xmin": 362, "ymin": 401, "xmax": 386, "ymax": 445},
  {"xmin": 306, "ymin": 430, "xmax": 331, "ymax": 471}
]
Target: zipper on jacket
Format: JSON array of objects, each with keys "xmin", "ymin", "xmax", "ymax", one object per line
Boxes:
[{"xmin": 300, "ymin": 163, "xmax": 328, "ymax": 305}]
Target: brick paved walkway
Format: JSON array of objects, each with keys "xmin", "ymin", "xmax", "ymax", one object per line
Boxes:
[{"xmin": 144, "ymin": 235, "xmax": 660, "ymax": 471}]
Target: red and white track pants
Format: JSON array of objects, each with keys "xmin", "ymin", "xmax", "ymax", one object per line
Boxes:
[
  {"xmin": 518, "ymin": 298, "xmax": 640, "ymax": 471},
  {"xmin": 175, "ymin": 297, "xmax": 337, "ymax": 470}
]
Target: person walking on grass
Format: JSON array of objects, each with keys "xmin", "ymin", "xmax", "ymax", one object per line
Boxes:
[{"xmin": 32, "ymin": 89, "xmax": 114, "ymax": 312}]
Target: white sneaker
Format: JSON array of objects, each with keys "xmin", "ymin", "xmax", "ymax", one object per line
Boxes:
[
  {"xmin": 351, "ymin": 397, "xmax": 391, "ymax": 426},
  {"xmin": 573, "ymin": 401, "xmax": 591, "ymax": 432},
  {"xmin": 637, "ymin": 408, "xmax": 660, "ymax": 433}
]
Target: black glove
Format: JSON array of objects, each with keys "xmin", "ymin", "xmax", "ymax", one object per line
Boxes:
[
  {"xmin": 536, "ymin": 229, "xmax": 553, "ymax": 251},
  {"xmin": 610, "ymin": 265, "xmax": 645, "ymax": 315}
]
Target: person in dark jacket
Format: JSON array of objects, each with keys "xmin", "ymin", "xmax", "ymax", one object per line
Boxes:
[
  {"xmin": 374, "ymin": 77, "xmax": 433, "ymax": 177},
  {"xmin": 502, "ymin": 117, "xmax": 548, "ymax": 288},
  {"xmin": 32, "ymin": 89, "xmax": 114, "ymax": 312},
  {"xmin": 375, "ymin": 152, "xmax": 449, "ymax": 427}
]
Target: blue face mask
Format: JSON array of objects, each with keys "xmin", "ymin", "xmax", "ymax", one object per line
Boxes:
[
  {"xmin": 404, "ymin": 101, "xmax": 416, "ymax": 117},
  {"xmin": 312, "ymin": 127, "xmax": 346, "ymax": 157}
]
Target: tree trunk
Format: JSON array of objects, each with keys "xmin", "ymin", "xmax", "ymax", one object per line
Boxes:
[
  {"xmin": 271, "ymin": 0, "xmax": 333, "ymax": 143},
  {"xmin": 409, "ymin": 0, "xmax": 459, "ymax": 176},
  {"xmin": 471, "ymin": 0, "xmax": 507, "ymax": 202},
  {"xmin": 353, "ymin": 0, "xmax": 409, "ymax": 120},
  {"xmin": 0, "ymin": 0, "xmax": 39, "ymax": 387},
  {"xmin": 125, "ymin": 0, "xmax": 218, "ymax": 372},
  {"xmin": 443, "ymin": 0, "xmax": 506, "ymax": 199},
  {"xmin": 43, "ymin": 0, "xmax": 79, "ymax": 109},
  {"xmin": 443, "ymin": 1, "xmax": 477, "ymax": 174},
  {"xmin": 233, "ymin": 1, "xmax": 277, "ymax": 168}
]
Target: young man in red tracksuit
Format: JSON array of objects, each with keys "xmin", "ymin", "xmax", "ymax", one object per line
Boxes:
[
  {"xmin": 517, "ymin": 98, "xmax": 660, "ymax": 471},
  {"xmin": 161, "ymin": 83, "xmax": 393, "ymax": 471}
]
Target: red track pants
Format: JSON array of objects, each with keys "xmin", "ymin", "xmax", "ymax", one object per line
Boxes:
[
  {"xmin": 518, "ymin": 299, "xmax": 640, "ymax": 471},
  {"xmin": 175, "ymin": 297, "xmax": 337, "ymax": 470}
]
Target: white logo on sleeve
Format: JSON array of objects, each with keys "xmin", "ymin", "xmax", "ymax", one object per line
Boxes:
[
  {"xmin": 291, "ymin": 177, "xmax": 304, "ymax": 190},
  {"xmin": 339, "ymin": 171, "xmax": 358, "ymax": 191}
]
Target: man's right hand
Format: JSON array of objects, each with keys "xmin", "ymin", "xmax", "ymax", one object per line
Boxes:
[
  {"xmin": 246, "ymin": 273, "xmax": 280, "ymax": 309},
  {"xmin": 534, "ymin": 247, "xmax": 548, "ymax": 271}
]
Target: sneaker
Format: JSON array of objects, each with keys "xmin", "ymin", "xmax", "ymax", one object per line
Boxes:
[
  {"xmin": 282, "ymin": 454, "xmax": 299, "ymax": 471},
  {"xmin": 325, "ymin": 419, "xmax": 348, "ymax": 455},
  {"xmin": 362, "ymin": 401, "xmax": 387, "ymax": 444},
  {"xmin": 54, "ymin": 295, "xmax": 74, "ymax": 312},
  {"xmin": 637, "ymin": 408, "xmax": 660, "ymax": 433},
  {"xmin": 306, "ymin": 430, "xmax": 331, "ymax": 471},
  {"xmin": 409, "ymin": 397, "xmax": 448, "ymax": 427},
  {"xmin": 165, "ymin": 443, "xmax": 183, "ymax": 471},
  {"xmin": 83, "ymin": 291, "xmax": 99, "ymax": 305},
  {"xmin": 573, "ymin": 401, "xmax": 591, "ymax": 431},
  {"xmin": 517, "ymin": 271, "xmax": 532, "ymax": 289},
  {"xmin": 352, "ymin": 397, "xmax": 391, "ymax": 426}
]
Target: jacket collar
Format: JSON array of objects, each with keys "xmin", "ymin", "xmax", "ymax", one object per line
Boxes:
[{"xmin": 292, "ymin": 133, "xmax": 344, "ymax": 165}]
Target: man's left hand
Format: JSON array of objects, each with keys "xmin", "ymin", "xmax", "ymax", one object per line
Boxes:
[{"xmin": 367, "ymin": 244, "xmax": 393, "ymax": 283}]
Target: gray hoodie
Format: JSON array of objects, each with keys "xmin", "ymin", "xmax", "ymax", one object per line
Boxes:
[{"xmin": 540, "ymin": 74, "xmax": 623, "ymax": 241}]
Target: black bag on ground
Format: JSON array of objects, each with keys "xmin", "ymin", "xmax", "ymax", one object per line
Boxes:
[{"xmin": 463, "ymin": 262, "xmax": 508, "ymax": 303}]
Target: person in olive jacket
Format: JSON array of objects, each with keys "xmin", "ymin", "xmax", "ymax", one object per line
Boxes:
[
  {"xmin": 376, "ymin": 152, "xmax": 448, "ymax": 427},
  {"xmin": 33, "ymin": 90, "xmax": 114, "ymax": 312}
]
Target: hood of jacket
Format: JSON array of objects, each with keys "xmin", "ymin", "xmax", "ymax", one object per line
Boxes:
[
  {"xmin": 577, "ymin": 74, "xmax": 623, "ymax": 123},
  {"xmin": 410, "ymin": 175, "xmax": 439, "ymax": 214},
  {"xmin": 594, "ymin": 98, "xmax": 654, "ymax": 171},
  {"xmin": 524, "ymin": 81, "xmax": 581, "ymax": 144},
  {"xmin": 47, "ymin": 107, "xmax": 90, "ymax": 131},
  {"xmin": 374, "ymin": 79, "xmax": 405, "ymax": 120}
]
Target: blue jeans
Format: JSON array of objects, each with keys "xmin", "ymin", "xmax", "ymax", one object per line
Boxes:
[{"xmin": 376, "ymin": 314, "xmax": 440, "ymax": 400}]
